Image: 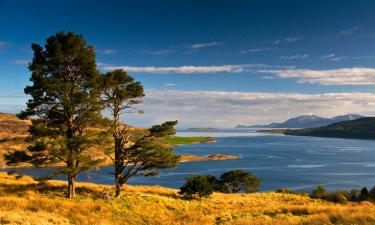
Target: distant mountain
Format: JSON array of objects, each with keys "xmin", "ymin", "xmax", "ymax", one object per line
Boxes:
[
  {"xmin": 236, "ymin": 114, "xmax": 364, "ymax": 129},
  {"xmin": 285, "ymin": 117, "xmax": 375, "ymax": 140}
]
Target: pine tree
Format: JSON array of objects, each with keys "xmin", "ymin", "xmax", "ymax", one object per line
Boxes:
[
  {"xmin": 15, "ymin": 31, "xmax": 104, "ymax": 198},
  {"xmin": 101, "ymin": 70, "xmax": 178, "ymax": 196}
]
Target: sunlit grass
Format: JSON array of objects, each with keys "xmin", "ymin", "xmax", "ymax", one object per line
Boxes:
[
  {"xmin": 162, "ymin": 136, "xmax": 215, "ymax": 146},
  {"xmin": 0, "ymin": 172, "xmax": 374, "ymax": 224}
]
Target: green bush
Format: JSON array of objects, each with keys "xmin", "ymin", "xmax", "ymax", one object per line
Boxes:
[
  {"xmin": 359, "ymin": 187, "xmax": 369, "ymax": 201},
  {"xmin": 217, "ymin": 169, "xmax": 260, "ymax": 193},
  {"xmin": 326, "ymin": 192, "xmax": 348, "ymax": 204},
  {"xmin": 179, "ymin": 175, "xmax": 214, "ymax": 199},
  {"xmin": 369, "ymin": 185, "xmax": 375, "ymax": 200},
  {"xmin": 349, "ymin": 189, "xmax": 360, "ymax": 201},
  {"xmin": 311, "ymin": 185, "xmax": 326, "ymax": 199},
  {"xmin": 275, "ymin": 188, "xmax": 296, "ymax": 194}
]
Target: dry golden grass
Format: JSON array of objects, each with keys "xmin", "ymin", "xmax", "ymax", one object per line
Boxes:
[{"xmin": 0, "ymin": 172, "xmax": 374, "ymax": 225}]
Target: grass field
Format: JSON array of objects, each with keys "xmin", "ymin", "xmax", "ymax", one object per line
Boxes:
[
  {"xmin": 0, "ymin": 172, "xmax": 375, "ymax": 225},
  {"xmin": 163, "ymin": 136, "xmax": 215, "ymax": 146}
]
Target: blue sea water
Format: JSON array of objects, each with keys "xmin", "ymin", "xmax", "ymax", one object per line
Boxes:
[{"xmin": 5, "ymin": 129, "xmax": 375, "ymax": 192}]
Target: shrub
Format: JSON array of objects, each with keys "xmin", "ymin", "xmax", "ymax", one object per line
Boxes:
[
  {"xmin": 369, "ymin": 185, "xmax": 375, "ymax": 200},
  {"xmin": 179, "ymin": 175, "xmax": 214, "ymax": 199},
  {"xmin": 275, "ymin": 188, "xmax": 296, "ymax": 194},
  {"xmin": 217, "ymin": 169, "xmax": 260, "ymax": 193},
  {"xmin": 349, "ymin": 189, "xmax": 360, "ymax": 201},
  {"xmin": 326, "ymin": 192, "xmax": 348, "ymax": 204},
  {"xmin": 311, "ymin": 185, "xmax": 326, "ymax": 199},
  {"xmin": 359, "ymin": 187, "xmax": 369, "ymax": 201}
]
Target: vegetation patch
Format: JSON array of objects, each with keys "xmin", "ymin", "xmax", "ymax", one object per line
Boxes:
[
  {"xmin": 1, "ymin": 173, "xmax": 375, "ymax": 225},
  {"xmin": 162, "ymin": 136, "xmax": 215, "ymax": 146}
]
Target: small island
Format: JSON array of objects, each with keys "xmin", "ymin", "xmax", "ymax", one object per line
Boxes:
[{"xmin": 179, "ymin": 154, "xmax": 240, "ymax": 162}]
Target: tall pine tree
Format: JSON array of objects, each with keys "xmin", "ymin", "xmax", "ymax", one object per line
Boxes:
[
  {"xmin": 102, "ymin": 69, "xmax": 144, "ymax": 196},
  {"xmin": 17, "ymin": 32, "xmax": 103, "ymax": 198},
  {"xmin": 102, "ymin": 70, "xmax": 179, "ymax": 197}
]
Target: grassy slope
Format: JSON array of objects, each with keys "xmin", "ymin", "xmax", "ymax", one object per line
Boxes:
[
  {"xmin": 285, "ymin": 117, "xmax": 375, "ymax": 140},
  {"xmin": 0, "ymin": 113, "xmax": 216, "ymax": 167},
  {"xmin": 163, "ymin": 136, "xmax": 215, "ymax": 145},
  {"xmin": 1, "ymin": 173, "xmax": 375, "ymax": 225}
]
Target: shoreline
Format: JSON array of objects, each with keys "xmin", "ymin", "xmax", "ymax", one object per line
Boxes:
[{"xmin": 1, "ymin": 153, "xmax": 240, "ymax": 169}]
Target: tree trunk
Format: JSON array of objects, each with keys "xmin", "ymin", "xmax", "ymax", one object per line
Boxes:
[
  {"xmin": 113, "ymin": 108, "xmax": 123, "ymax": 197},
  {"xmin": 68, "ymin": 174, "xmax": 76, "ymax": 198},
  {"xmin": 115, "ymin": 172, "xmax": 121, "ymax": 197}
]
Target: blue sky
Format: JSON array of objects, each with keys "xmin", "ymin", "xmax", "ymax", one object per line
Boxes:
[{"xmin": 2, "ymin": 0, "xmax": 375, "ymax": 127}]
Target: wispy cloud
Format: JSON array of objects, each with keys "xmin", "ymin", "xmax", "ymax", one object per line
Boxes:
[
  {"xmin": 184, "ymin": 42, "xmax": 222, "ymax": 53},
  {"xmin": 240, "ymin": 47, "xmax": 273, "ymax": 54},
  {"xmin": 3, "ymin": 88, "xmax": 374, "ymax": 127},
  {"xmin": 280, "ymin": 54, "xmax": 309, "ymax": 60},
  {"xmin": 11, "ymin": 60, "xmax": 29, "ymax": 65},
  {"xmin": 99, "ymin": 48, "xmax": 117, "ymax": 55},
  {"xmin": 138, "ymin": 49, "xmax": 174, "ymax": 56},
  {"xmin": 0, "ymin": 41, "xmax": 9, "ymax": 52},
  {"xmin": 260, "ymin": 67, "xmax": 375, "ymax": 85},
  {"xmin": 337, "ymin": 26, "xmax": 360, "ymax": 37},
  {"xmin": 97, "ymin": 62, "xmax": 114, "ymax": 68},
  {"xmin": 121, "ymin": 90, "xmax": 375, "ymax": 127},
  {"xmin": 188, "ymin": 42, "xmax": 222, "ymax": 49},
  {"xmin": 164, "ymin": 83, "xmax": 176, "ymax": 87},
  {"xmin": 273, "ymin": 37, "xmax": 301, "ymax": 45},
  {"xmin": 321, "ymin": 53, "xmax": 347, "ymax": 62},
  {"xmin": 321, "ymin": 53, "xmax": 375, "ymax": 62},
  {"xmin": 105, "ymin": 64, "xmax": 249, "ymax": 74},
  {"xmin": 104, "ymin": 64, "xmax": 289, "ymax": 74}
]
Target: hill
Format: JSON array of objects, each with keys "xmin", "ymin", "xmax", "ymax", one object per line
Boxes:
[
  {"xmin": 285, "ymin": 117, "xmax": 375, "ymax": 140},
  {"xmin": 236, "ymin": 114, "xmax": 364, "ymax": 129},
  {"xmin": 0, "ymin": 113, "xmax": 231, "ymax": 167},
  {"xmin": 0, "ymin": 172, "xmax": 374, "ymax": 225}
]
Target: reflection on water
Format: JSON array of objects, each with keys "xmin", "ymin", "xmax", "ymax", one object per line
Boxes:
[{"xmin": 3, "ymin": 129, "xmax": 375, "ymax": 192}]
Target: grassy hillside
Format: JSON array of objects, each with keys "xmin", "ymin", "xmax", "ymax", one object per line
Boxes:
[
  {"xmin": 0, "ymin": 113, "xmax": 218, "ymax": 167},
  {"xmin": 0, "ymin": 172, "xmax": 375, "ymax": 225},
  {"xmin": 285, "ymin": 117, "xmax": 375, "ymax": 140}
]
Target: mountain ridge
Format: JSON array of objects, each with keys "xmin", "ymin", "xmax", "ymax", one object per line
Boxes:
[
  {"xmin": 236, "ymin": 114, "xmax": 364, "ymax": 129},
  {"xmin": 284, "ymin": 117, "xmax": 375, "ymax": 140}
]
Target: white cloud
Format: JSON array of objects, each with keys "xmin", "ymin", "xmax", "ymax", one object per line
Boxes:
[
  {"xmin": 139, "ymin": 49, "xmax": 174, "ymax": 55},
  {"xmin": 337, "ymin": 26, "xmax": 360, "ymax": 37},
  {"xmin": 164, "ymin": 83, "xmax": 176, "ymax": 86},
  {"xmin": 184, "ymin": 42, "xmax": 222, "ymax": 54},
  {"xmin": 285, "ymin": 37, "xmax": 300, "ymax": 43},
  {"xmin": 105, "ymin": 64, "xmax": 255, "ymax": 74},
  {"xmin": 280, "ymin": 54, "xmax": 309, "ymax": 60},
  {"xmin": 12, "ymin": 60, "xmax": 29, "ymax": 65},
  {"xmin": 0, "ymin": 41, "xmax": 9, "ymax": 52},
  {"xmin": 260, "ymin": 67, "xmax": 375, "ymax": 85},
  {"xmin": 273, "ymin": 37, "xmax": 301, "ymax": 45},
  {"xmin": 240, "ymin": 47, "xmax": 273, "ymax": 54},
  {"xmin": 3, "ymin": 89, "xmax": 375, "ymax": 128},
  {"xmin": 261, "ymin": 76, "xmax": 274, "ymax": 80},
  {"xmin": 321, "ymin": 53, "xmax": 347, "ymax": 62},
  {"xmin": 122, "ymin": 90, "xmax": 375, "ymax": 128},
  {"xmin": 100, "ymin": 49, "xmax": 117, "ymax": 55},
  {"xmin": 188, "ymin": 42, "xmax": 222, "ymax": 49},
  {"xmin": 105, "ymin": 64, "xmax": 293, "ymax": 74}
]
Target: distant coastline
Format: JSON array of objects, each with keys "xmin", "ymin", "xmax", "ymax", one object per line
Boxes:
[
  {"xmin": 186, "ymin": 127, "xmax": 218, "ymax": 131},
  {"xmin": 258, "ymin": 117, "xmax": 375, "ymax": 140}
]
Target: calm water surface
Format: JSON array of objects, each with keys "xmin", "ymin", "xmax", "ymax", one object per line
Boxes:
[{"xmin": 5, "ymin": 129, "xmax": 375, "ymax": 192}]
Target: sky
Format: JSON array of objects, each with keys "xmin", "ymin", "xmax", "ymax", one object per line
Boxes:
[{"xmin": 2, "ymin": 0, "xmax": 375, "ymax": 128}]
